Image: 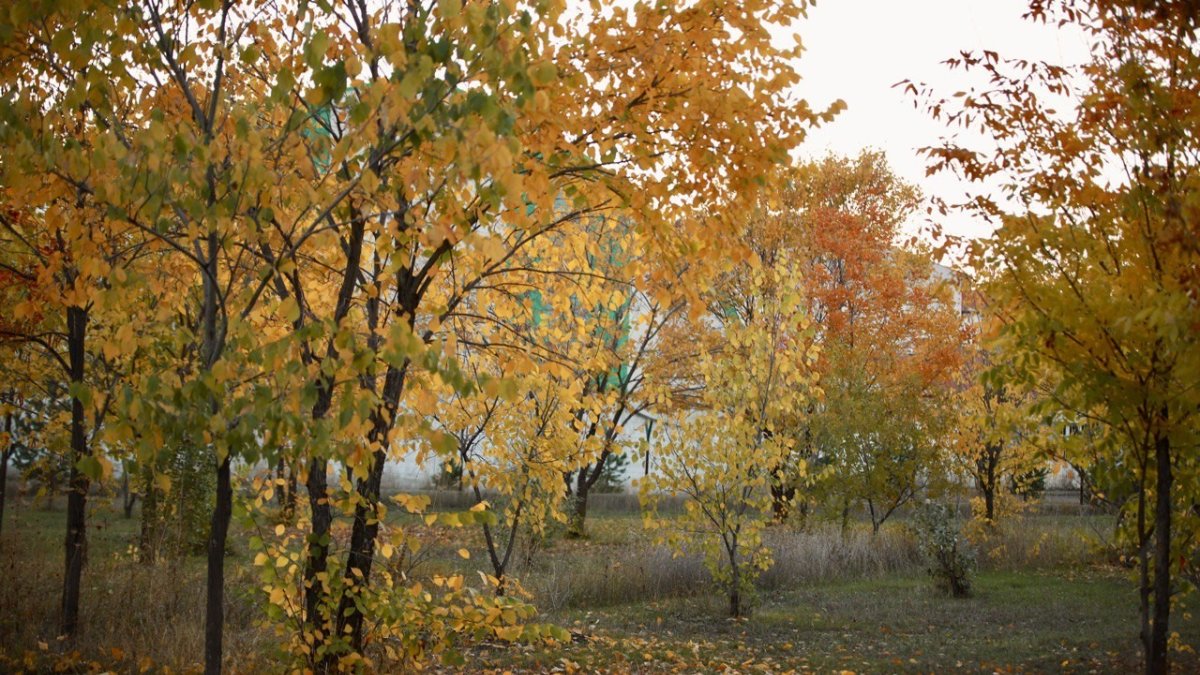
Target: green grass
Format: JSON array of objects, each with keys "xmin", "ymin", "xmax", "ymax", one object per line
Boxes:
[
  {"xmin": 2, "ymin": 491, "xmax": 1195, "ymax": 673},
  {"xmin": 476, "ymin": 570, "xmax": 1200, "ymax": 673}
]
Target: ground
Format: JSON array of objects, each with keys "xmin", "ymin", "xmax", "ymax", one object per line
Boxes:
[{"xmin": 1, "ymin": 489, "xmax": 1197, "ymax": 673}]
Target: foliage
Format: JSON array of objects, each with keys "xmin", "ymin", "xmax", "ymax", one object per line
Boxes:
[
  {"xmin": 912, "ymin": 501, "xmax": 976, "ymax": 598},
  {"xmin": 950, "ymin": 322, "xmax": 1045, "ymax": 525},
  {"xmin": 906, "ymin": 1, "xmax": 1200, "ymax": 670},
  {"xmin": 642, "ymin": 242, "xmax": 820, "ymax": 617},
  {"xmin": 767, "ymin": 152, "xmax": 965, "ymax": 531},
  {"xmin": 0, "ymin": 0, "xmax": 838, "ymax": 668}
]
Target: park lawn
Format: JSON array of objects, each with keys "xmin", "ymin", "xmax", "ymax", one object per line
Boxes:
[
  {"xmin": 3, "ymin": 499, "xmax": 1196, "ymax": 673},
  {"xmin": 464, "ymin": 570, "xmax": 1200, "ymax": 674}
]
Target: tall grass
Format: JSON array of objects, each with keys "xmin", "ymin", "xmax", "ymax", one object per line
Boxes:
[
  {"xmin": 0, "ymin": 504, "xmax": 267, "ymax": 672},
  {"xmin": 0, "ymin": 490, "xmax": 1114, "ymax": 670}
]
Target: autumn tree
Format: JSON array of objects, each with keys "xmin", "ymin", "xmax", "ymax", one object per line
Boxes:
[
  {"xmin": 741, "ymin": 153, "xmax": 963, "ymax": 528},
  {"xmin": 950, "ymin": 320, "xmax": 1043, "ymax": 524},
  {"xmin": 907, "ymin": 1, "xmax": 1200, "ymax": 671},
  {"xmin": 0, "ymin": 0, "xmax": 833, "ymax": 670},
  {"xmin": 0, "ymin": 163, "xmax": 153, "ymax": 636},
  {"xmin": 643, "ymin": 239, "xmax": 820, "ymax": 618}
]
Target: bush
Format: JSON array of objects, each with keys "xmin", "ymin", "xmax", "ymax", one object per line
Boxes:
[{"xmin": 912, "ymin": 501, "xmax": 976, "ymax": 597}]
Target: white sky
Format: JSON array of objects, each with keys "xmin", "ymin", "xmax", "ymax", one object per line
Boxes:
[{"xmin": 784, "ymin": 0, "xmax": 1092, "ymax": 243}]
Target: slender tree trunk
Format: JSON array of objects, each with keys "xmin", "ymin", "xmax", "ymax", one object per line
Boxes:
[
  {"xmin": 121, "ymin": 462, "xmax": 137, "ymax": 518},
  {"xmin": 204, "ymin": 455, "xmax": 232, "ymax": 675},
  {"xmin": 139, "ymin": 464, "xmax": 159, "ymax": 564},
  {"xmin": 568, "ymin": 481, "xmax": 589, "ymax": 538},
  {"xmin": 334, "ymin": 446, "xmax": 388, "ymax": 649},
  {"xmin": 60, "ymin": 304, "xmax": 89, "ymax": 638},
  {"xmin": 567, "ymin": 464, "xmax": 595, "ymax": 538},
  {"xmin": 284, "ymin": 461, "xmax": 297, "ymax": 522},
  {"xmin": 727, "ymin": 535, "xmax": 741, "ymax": 617},
  {"xmin": 1148, "ymin": 429, "xmax": 1172, "ymax": 675},
  {"xmin": 334, "ymin": 364, "xmax": 407, "ymax": 652},
  {"xmin": 300, "ymin": 213, "xmax": 365, "ymax": 654},
  {"xmin": 274, "ymin": 457, "xmax": 285, "ymax": 507},
  {"xmin": 200, "ymin": 226, "xmax": 228, "ymax": 675},
  {"xmin": 304, "ymin": 457, "xmax": 331, "ymax": 628},
  {"xmin": 1138, "ymin": 464, "xmax": 1152, "ymax": 673},
  {"xmin": 1, "ymin": 413, "xmax": 12, "ymax": 540}
]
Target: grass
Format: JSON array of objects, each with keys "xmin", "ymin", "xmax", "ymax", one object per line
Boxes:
[
  {"xmin": 1, "ymin": 487, "xmax": 1192, "ymax": 673},
  {"xmin": 473, "ymin": 570, "xmax": 1200, "ymax": 673}
]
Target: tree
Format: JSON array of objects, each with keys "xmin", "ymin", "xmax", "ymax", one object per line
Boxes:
[
  {"xmin": 0, "ymin": 0, "xmax": 834, "ymax": 669},
  {"xmin": 0, "ymin": 168, "xmax": 150, "ymax": 636},
  {"xmin": 744, "ymin": 153, "xmax": 964, "ymax": 528},
  {"xmin": 906, "ymin": 1, "xmax": 1200, "ymax": 671},
  {"xmin": 643, "ymin": 241, "xmax": 820, "ymax": 617}
]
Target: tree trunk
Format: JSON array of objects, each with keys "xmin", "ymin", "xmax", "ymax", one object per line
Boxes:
[
  {"xmin": 120, "ymin": 461, "xmax": 138, "ymax": 519},
  {"xmin": 284, "ymin": 460, "xmax": 297, "ymax": 522},
  {"xmin": 567, "ymin": 460, "xmax": 600, "ymax": 538},
  {"xmin": 300, "ymin": 214, "xmax": 366, "ymax": 658},
  {"xmin": 139, "ymin": 464, "xmax": 161, "ymax": 565},
  {"xmin": 334, "ymin": 363, "xmax": 406, "ymax": 653},
  {"xmin": 303, "ymin": 456, "xmax": 331, "ymax": 628},
  {"xmin": 1138, "ymin": 464, "xmax": 1152, "ymax": 674},
  {"xmin": 60, "ymin": 304, "xmax": 89, "ymax": 638},
  {"xmin": 334, "ymin": 447, "xmax": 387, "ymax": 650},
  {"xmin": 568, "ymin": 486, "xmax": 589, "ymax": 539},
  {"xmin": 1148, "ymin": 429, "xmax": 1172, "ymax": 675},
  {"xmin": 1, "ymin": 413, "xmax": 11, "ymax": 540},
  {"xmin": 727, "ymin": 536, "xmax": 742, "ymax": 618},
  {"xmin": 204, "ymin": 455, "xmax": 232, "ymax": 675},
  {"xmin": 274, "ymin": 457, "xmax": 285, "ymax": 508},
  {"xmin": 769, "ymin": 478, "xmax": 795, "ymax": 523}
]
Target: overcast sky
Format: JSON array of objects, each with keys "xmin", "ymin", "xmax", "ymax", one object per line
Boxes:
[{"xmin": 783, "ymin": 0, "xmax": 1092, "ymax": 242}]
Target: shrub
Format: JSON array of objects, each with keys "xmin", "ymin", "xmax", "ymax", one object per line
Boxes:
[{"xmin": 912, "ymin": 501, "xmax": 976, "ymax": 597}]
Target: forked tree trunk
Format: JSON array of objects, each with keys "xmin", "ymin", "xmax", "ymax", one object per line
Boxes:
[{"xmin": 333, "ymin": 363, "xmax": 407, "ymax": 654}]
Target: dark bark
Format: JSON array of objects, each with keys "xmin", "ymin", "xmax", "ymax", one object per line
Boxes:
[
  {"xmin": 121, "ymin": 463, "xmax": 137, "ymax": 518},
  {"xmin": 726, "ymin": 533, "xmax": 742, "ymax": 617},
  {"xmin": 301, "ymin": 215, "xmax": 365, "ymax": 640},
  {"xmin": 1138, "ymin": 457, "xmax": 1152, "ymax": 674},
  {"xmin": 200, "ymin": 222, "xmax": 227, "ymax": 675},
  {"xmin": 769, "ymin": 479, "xmax": 796, "ymax": 523},
  {"xmin": 284, "ymin": 461, "xmax": 297, "ymax": 522},
  {"xmin": 478, "ymin": 494, "xmax": 523, "ymax": 597},
  {"xmin": 1, "ymin": 413, "xmax": 11, "ymax": 540},
  {"xmin": 138, "ymin": 463, "xmax": 161, "ymax": 565},
  {"xmin": 303, "ymin": 456, "xmax": 331, "ymax": 629},
  {"xmin": 1148, "ymin": 429, "xmax": 1172, "ymax": 675},
  {"xmin": 567, "ymin": 447, "xmax": 609, "ymax": 538},
  {"xmin": 333, "ymin": 364, "xmax": 407, "ymax": 651},
  {"xmin": 204, "ymin": 455, "xmax": 232, "ymax": 675},
  {"xmin": 978, "ymin": 443, "xmax": 1000, "ymax": 522},
  {"xmin": 60, "ymin": 304, "xmax": 89, "ymax": 638}
]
